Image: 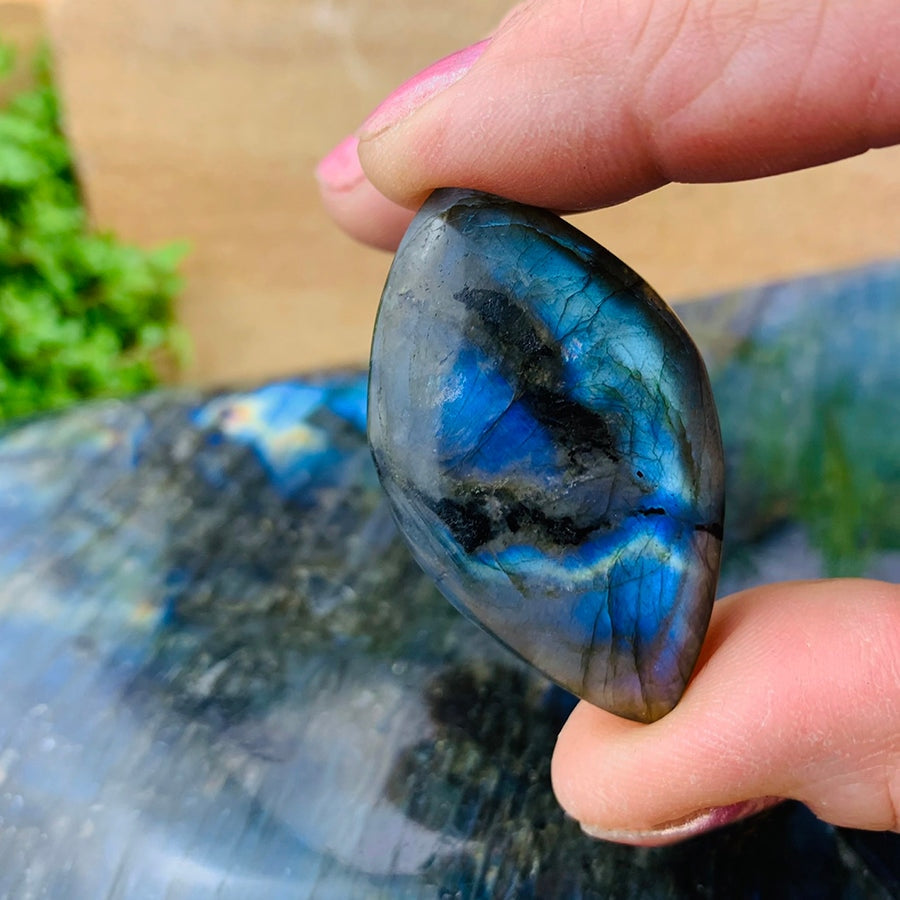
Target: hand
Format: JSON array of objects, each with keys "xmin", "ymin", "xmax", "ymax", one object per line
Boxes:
[
  {"xmin": 316, "ymin": 0, "xmax": 900, "ymax": 843},
  {"xmin": 316, "ymin": 0, "xmax": 899, "ymax": 251},
  {"xmin": 553, "ymin": 579, "xmax": 900, "ymax": 843}
]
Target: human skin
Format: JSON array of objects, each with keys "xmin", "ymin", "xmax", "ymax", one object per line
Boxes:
[{"xmin": 316, "ymin": 0, "xmax": 900, "ymax": 844}]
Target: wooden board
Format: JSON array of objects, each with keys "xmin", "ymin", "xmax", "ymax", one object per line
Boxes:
[
  {"xmin": 47, "ymin": 0, "xmax": 900, "ymax": 384},
  {"xmin": 0, "ymin": 0, "xmax": 45, "ymax": 105}
]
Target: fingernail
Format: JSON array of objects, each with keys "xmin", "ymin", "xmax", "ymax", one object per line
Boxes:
[
  {"xmin": 580, "ymin": 797, "xmax": 782, "ymax": 847},
  {"xmin": 315, "ymin": 134, "xmax": 365, "ymax": 193},
  {"xmin": 359, "ymin": 38, "xmax": 491, "ymax": 139}
]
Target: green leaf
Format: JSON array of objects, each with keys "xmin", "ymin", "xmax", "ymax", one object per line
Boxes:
[
  {"xmin": 0, "ymin": 43, "xmax": 191, "ymax": 424},
  {"xmin": 0, "ymin": 142, "xmax": 47, "ymax": 186}
]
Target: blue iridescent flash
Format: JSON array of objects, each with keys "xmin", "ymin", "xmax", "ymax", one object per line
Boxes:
[{"xmin": 368, "ymin": 188, "xmax": 725, "ymax": 722}]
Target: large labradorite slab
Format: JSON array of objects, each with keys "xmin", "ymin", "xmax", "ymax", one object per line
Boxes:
[
  {"xmin": 0, "ymin": 262, "xmax": 898, "ymax": 896},
  {"xmin": 369, "ymin": 188, "xmax": 725, "ymax": 722}
]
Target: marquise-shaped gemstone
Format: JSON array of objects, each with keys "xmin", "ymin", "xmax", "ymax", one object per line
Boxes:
[{"xmin": 368, "ymin": 188, "xmax": 725, "ymax": 722}]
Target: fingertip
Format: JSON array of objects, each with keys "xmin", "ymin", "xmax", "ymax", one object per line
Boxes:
[
  {"xmin": 316, "ymin": 136, "xmax": 416, "ymax": 251},
  {"xmin": 550, "ymin": 702, "xmax": 640, "ymax": 825},
  {"xmin": 552, "ymin": 695, "xmax": 722, "ymax": 834},
  {"xmin": 318, "ymin": 177, "xmax": 415, "ymax": 252},
  {"xmin": 552, "ymin": 580, "xmax": 900, "ymax": 841},
  {"xmin": 315, "ymin": 134, "xmax": 367, "ymax": 193},
  {"xmin": 553, "ymin": 696, "xmax": 785, "ymax": 847}
]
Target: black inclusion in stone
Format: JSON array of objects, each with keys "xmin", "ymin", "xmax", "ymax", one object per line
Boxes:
[
  {"xmin": 454, "ymin": 287, "xmax": 621, "ymax": 467},
  {"xmin": 430, "ymin": 492, "xmax": 609, "ymax": 555},
  {"xmin": 432, "ymin": 497, "xmax": 496, "ymax": 554},
  {"xmin": 505, "ymin": 503, "xmax": 604, "ymax": 548}
]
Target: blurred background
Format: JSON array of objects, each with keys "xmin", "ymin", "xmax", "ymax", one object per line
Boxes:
[{"xmin": 2, "ymin": 0, "xmax": 899, "ymax": 391}]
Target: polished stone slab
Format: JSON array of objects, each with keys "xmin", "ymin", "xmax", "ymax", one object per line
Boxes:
[{"xmin": 0, "ymin": 261, "xmax": 897, "ymax": 897}]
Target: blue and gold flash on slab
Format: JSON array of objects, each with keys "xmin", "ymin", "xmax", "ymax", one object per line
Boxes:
[{"xmin": 368, "ymin": 188, "xmax": 725, "ymax": 722}]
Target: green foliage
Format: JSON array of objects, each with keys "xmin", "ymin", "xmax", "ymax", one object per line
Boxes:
[{"xmin": 0, "ymin": 42, "xmax": 189, "ymax": 423}]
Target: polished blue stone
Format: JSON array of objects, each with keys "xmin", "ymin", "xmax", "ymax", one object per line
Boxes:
[{"xmin": 369, "ymin": 188, "xmax": 725, "ymax": 722}]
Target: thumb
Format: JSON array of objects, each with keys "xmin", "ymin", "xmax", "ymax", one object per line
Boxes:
[
  {"xmin": 551, "ymin": 579, "xmax": 900, "ymax": 846},
  {"xmin": 317, "ymin": 0, "xmax": 900, "ymax": 247}
]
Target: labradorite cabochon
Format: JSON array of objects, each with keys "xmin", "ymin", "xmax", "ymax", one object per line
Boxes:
[{"xmin": 368, "ymin": 188, "xmax": 725, "ymax": 722}]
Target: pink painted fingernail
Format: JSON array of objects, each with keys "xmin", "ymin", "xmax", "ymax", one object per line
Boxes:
[
  {"xmin": 580, "ymin": 797, "xmax": 782, "ymax": 847},
  {"xmin": 315, "ymin": 134, "xmax": 365, "ymax": 193},
  {"xmin": 359, "ymin": 38, "xmax": 491, "ymax": 139}
]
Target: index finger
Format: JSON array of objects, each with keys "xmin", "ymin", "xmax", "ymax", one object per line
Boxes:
[{"xmin": 317, "ymin": 0, "xmax": 900, "ymax": 248}]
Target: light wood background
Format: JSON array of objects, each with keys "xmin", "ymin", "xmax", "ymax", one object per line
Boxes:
[
  {"xmin": 0, "ymin": 0, "xmax": 44, "ymax": 104},
  {"xmin": 4, "ymin": 0, "xmax": 899, "ymax": 384}
]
